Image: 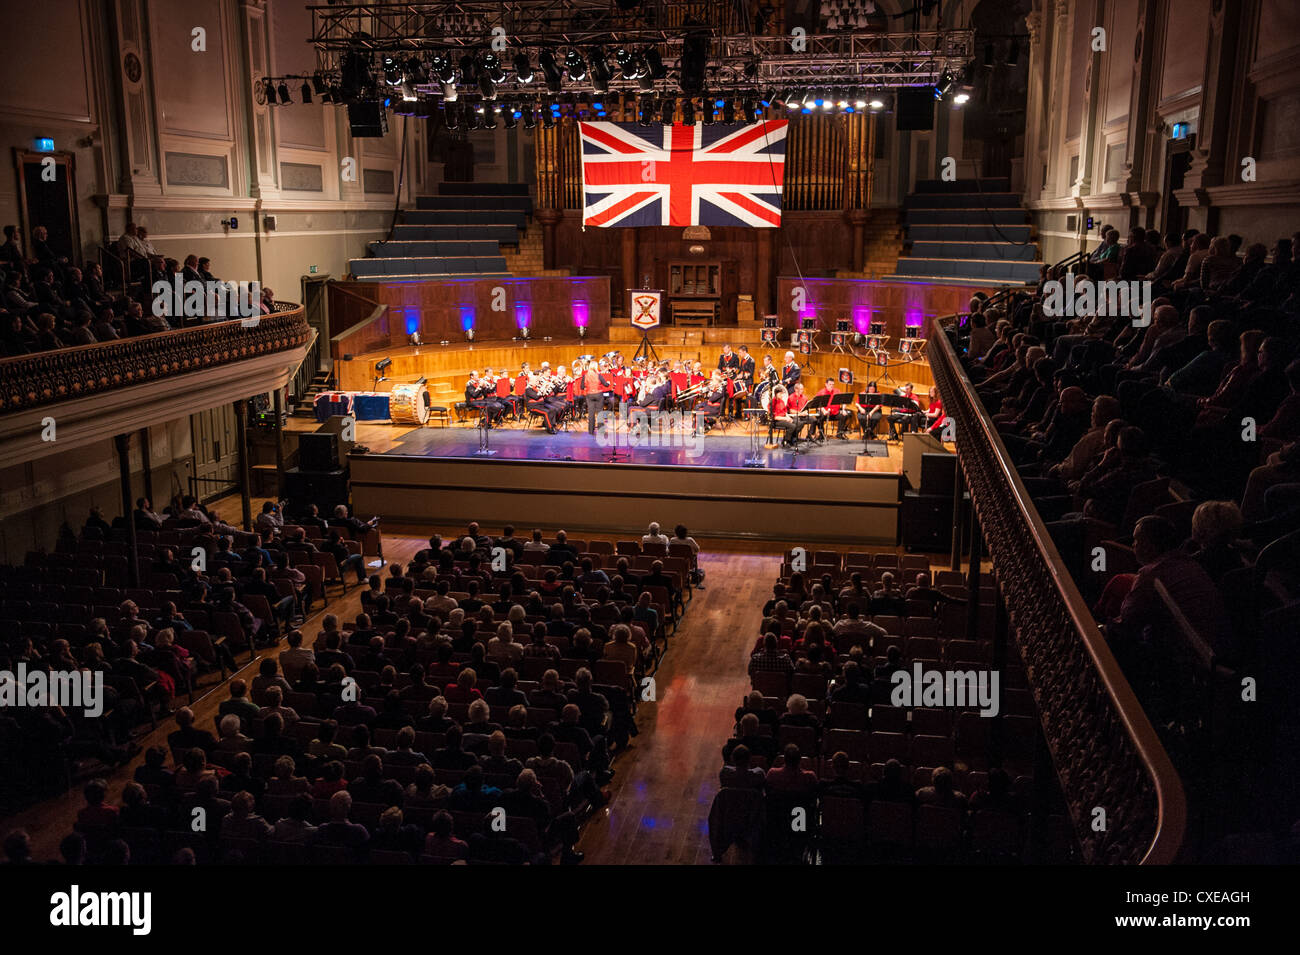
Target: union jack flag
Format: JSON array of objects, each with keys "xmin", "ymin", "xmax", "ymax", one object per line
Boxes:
[{"xmin": 578, "ymin": 121, "xmax": 788, "ymax": 228}]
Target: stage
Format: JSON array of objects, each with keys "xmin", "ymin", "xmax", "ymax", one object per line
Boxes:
[
  {"xmin": 341, "ymin": 418, "xmax": 915, "ymax": 544},
  {"xmin": 371, "ymin": 421, "xmax": 890, "ymax": 472}
]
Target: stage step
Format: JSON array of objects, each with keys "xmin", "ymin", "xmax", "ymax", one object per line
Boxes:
[
  {"xmin": 892, "ymin": 256, "xmax": 1043, "ymax": 282},
  {"xmin": 906, "ymin": 223, "xmax": 1033, "ymax": 243},
  {"xmin": 403, "ymin": 209, "xmax": 528, "ymax": 229},
  {"xmin": 349, "ymin": 255, "xmax": 510, "ymax": 278},
  {"xmin": 904, "ymin": 208, "xmax": 1028, "ymax": 226},
  {"xmin": 416, "ymin": 194, "xmax": 533, "ymax": 213},
  {"xmin": 909, "ymin": 240, "xmax": 1039, "ymax": 261},
  {"xmin": 369, "ymin": 239, "xmax": 503, "ymax": 258},
  {"xmin": 392, "ymin": 224, "xmax": 521, "ymax": 244},
  {"xmin": 436, "ymin": 182, "xmax": 531, "ymax": 197},
  {"xmin": 905, "ymin": 192, "xmax": 1023, "ymax": 209},
  {"xmin": 913, "ymin": 177, "xmax": 1011, "ymax": 193}
]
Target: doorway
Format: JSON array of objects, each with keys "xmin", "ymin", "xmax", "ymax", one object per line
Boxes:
[
  {"xmin": 13, "ymin": 149, "xmax": 81, "ymax": 265},
  {"xmin": 1160, "ymin": 136, "xmax": 1194, "ymax": 235}
]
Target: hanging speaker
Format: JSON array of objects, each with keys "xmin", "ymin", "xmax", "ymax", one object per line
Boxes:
[{"xmin": 896, "ymin": 87, "xmax": 935, "ymax": 131}]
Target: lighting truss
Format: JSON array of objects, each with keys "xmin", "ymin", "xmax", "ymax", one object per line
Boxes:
[{"xmin": 303, "ymin": 2, "xmax": 973, "ymax": 95}]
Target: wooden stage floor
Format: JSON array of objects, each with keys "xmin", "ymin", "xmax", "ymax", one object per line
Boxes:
[{"xmin": 302, "ymin": 417, "xmax": 908, "ymax": 475}]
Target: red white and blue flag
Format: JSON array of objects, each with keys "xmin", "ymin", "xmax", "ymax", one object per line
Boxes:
[{"xmin": 578, "ymin": 121, "xmax": 788, "ymax": 228}]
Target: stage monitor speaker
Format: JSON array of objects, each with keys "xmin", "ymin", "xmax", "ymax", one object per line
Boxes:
[
  {"xmin": 316, "ymin": 415, "xmax": 356, "ymax": 457},
  {"xmin": 283, "ymin": 468, "xmax": 350, "ymax": 516},
  {"xmin": 902, "ymin": 431, "xmax": 949, "ymax": 489},
  {"xmin": 920, "ymin": 452, "xmax": 957, "ymax": 498},
  {"xmin": 298, "ymin": 432, "xmax": 340, "ymax": 472},
  {"xmin": 896, "ymin": 87, "xmax": 935, "ymax": 131},
  {"xmin": 348, "ymin": 100, "xmax": 389, "ymax": 138}
]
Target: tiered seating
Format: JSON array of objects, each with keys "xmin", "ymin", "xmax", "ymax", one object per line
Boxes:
[
  {"xmin": 349, "ymin": 183, "xmax": 531, "ymax": 281},
  {"xmin": 887, "ymin": 178, "xmax": 1042, "ymax": 287},
  {"xmin": 708, "ymin": 548, "xmax": 1076, "ymax": 864}
]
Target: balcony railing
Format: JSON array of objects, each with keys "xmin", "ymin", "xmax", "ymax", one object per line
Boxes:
[
  {"xmin": 0, "ymin": 303, "xmax": 310, "ymax": 414},
  {"xmin": 928, "ymin": 316, "xmax": 1187, "ymax": 865}
]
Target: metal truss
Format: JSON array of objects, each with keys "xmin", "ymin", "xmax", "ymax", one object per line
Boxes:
[{"xmin": 302, "ymin": 2, "xmax": 973, "ymax": 92}]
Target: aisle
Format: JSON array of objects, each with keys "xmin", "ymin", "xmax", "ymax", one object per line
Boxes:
[{"xmin": 578, "ymin": 545, "xmax": 777, "ymax": 864}]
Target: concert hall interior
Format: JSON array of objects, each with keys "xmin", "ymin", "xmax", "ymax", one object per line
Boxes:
[{"xmin": 1, "ymin": 0, "xmax": 1298, "ymax": 892}]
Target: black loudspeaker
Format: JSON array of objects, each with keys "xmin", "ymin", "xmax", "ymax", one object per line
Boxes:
[
  {"xmin": 298, "ymin": 432, "xmax": 339, "ymax": 471},
  {"xmin": 920, "ymin": 452, "xmax": 957, "ymax": 497},
  {"xmin": 283, "ymin": 468, "xmax": 350, "ymax": 516},
  {"xmin": 348, "ymin": 100, "xmax": 389, "ymax": 137},
  {"xmin": 316, "ymin": 415, "xmax": 356, "ymax": 457},
  {"xmin": 902, "ymin": 491, "xmax": 954, "ymax": 552},
  {"xmin": 896, "ymin": 87, "xmax": 935, "ymax": 131}
]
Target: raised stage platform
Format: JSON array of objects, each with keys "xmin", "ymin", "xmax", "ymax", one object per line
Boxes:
[{"xmin": 344, "ymin": 420, "xmax": 908, "ymax": 544}]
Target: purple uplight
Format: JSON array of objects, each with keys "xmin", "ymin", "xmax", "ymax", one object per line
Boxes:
[
  {"xmin": 852, "ymin": 305, "xmax": 873, "ymax": 334},
  {"xmin": 571, "ymin": 299, "xmax": 589, "ymax": 328},
  {"xmin": 515, "ymin": 301, "xmax": 532, "ymax": 331}
]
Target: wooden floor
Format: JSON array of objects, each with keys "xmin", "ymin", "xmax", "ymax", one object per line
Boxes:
[{"xmin": 1, "ymin": 517, "xmax": 952, "ymax": 865}]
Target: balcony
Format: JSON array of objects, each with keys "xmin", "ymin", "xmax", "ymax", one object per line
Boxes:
[{"xmin": 0, "ymin": 304, "xmax": 312, "ymax": 464}]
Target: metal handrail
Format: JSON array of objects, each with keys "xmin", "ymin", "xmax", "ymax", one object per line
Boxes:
[{"xmin": 929, "ymin": 314, "xmax": 1187, "ymax": 864}]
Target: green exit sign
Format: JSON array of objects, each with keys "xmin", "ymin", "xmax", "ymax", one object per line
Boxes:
[{"xmin": 308, "ymin": 265, "xmax": 318, "ymax": 274}]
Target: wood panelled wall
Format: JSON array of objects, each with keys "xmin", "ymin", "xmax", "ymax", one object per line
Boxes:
[{"xmin": 328, "ymin": 277, "xmax": 611, "ymax": 359}]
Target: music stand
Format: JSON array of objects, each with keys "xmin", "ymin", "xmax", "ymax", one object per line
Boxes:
[
  {"xmin": 473, "ymin": 411, "xmax": 497, "ymax": 456},
  {"xmin": 743, "ymin": 407, "xmax": 767, "ymax": 467},
  {"xmin": 792, "ymin": 392, "xmax": 831, "ymax": 455}
]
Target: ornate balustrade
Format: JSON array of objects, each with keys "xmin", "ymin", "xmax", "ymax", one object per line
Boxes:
[
  {"xmin": 0, "ymin": 304, "xmax": 310, "ymax": 414},
  {"xmin": 928, "ymin": 316, "xmax": 1186, "ymax": 865}
]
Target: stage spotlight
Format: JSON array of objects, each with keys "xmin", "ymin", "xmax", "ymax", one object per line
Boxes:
[
  {"xmin": 300, "ymin": 82, "xmax": 312, "ymax": 104},
  {"xmin": 513, "ymin": 52, "xmax": 534, "ymax": 84},
  {"xmin": 742, "ymin": 96, "xmax": 756, "ymax": 122},
  {"xmin": 262, "ymin": 78, "xmax": 277, "ymax": 103},
  {"xmin": 503, "ymin": 105, "xmax": 517, "ymax": 128},
  {"xmin": 743, "ymin": 59, "xmax": 759, "ymax": 81},
  {"xmin": 441, "ymin": 82, "xmax": 458, "ymax": 102},
  {"xmin": 681, "ymin": 97, "xmax": 695, "ymax": 125},
  {"xmin": 539, "ymin": 50, "xmax": 563, "ymax": 92},
  {"xmin": 589, "ymin": 47, "xmax": 611, "ymax": 93},
  {"xmin": 374, "ymin": 357, "xmax": 393, "ymax": 374},
  {"xmin": 312, "ymin": 73, "xmax": 328, "ymax": 95},
  {"xmin": 643, "ymin": 47, "xmax": 667, "ymax": 80},
  {"xmin": 869, "ymin": 96, "xmax": 884, "ymax": 110},
  {"xmin": 702, "ymin": 97, "xmax": 716, "ymax": 125},
  {"xmin": 853, "ymin": 90, "xmax": 867, "ymax": 109},
  {"xmin": 953, "ymin": 89, "xmax": 971, "ymax": 105},
  {"xmin": 482, "ymin": 104, "xmax": 499, "ymax": 129},
  {"xmin": 722, "ymin": 98, "xmax": 735, "ymax": 124},
  {"xmin": 478, "ymin": 71, "xmax": 497, "ymax": 99},
  {"xmin": 277, "ymin": 82, "xmax": 292, "ymax": 104},
  {"xmin": 466, "ymin": 107, "xmax": 481, "ymax": 130},
  {"xmin": 660, "ymin": 96, "xmax": 675, "ymax": 125},
  {"xmin": 481, "ymin": 53, "xmax": 506, "ymax": 84},
  {"xmin": 430, "ymin": 53, "xmax": 456, "ymax": 84},
  {"xmin": 444, "ymin": 102, "xmax": 460, "ymax": 128},
  {"xmin": 465, "ymin": 326, "xmax": 475, "ymax": 342},
  {"xmin": 638, "ymin": 95, "xmax": 654, "ymax": 126},
  {"xmin": 382, "ymin": 56, "xmax": 401, "ymax": 86},
  {"xmin": 802, "ymin": 89, "xmax": 816, "ymax": 108},
  {"xmin": 615, "ymin": 47, "xmax": 640, "ymax": 79},
  {"xmin": 564, "ymin": 49, "xmax": 587, "ymax": 82}
]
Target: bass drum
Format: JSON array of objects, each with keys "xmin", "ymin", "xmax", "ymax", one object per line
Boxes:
[{"xmin": 390, "ymin": 382, "xmax": 431, "ymax": 425}]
